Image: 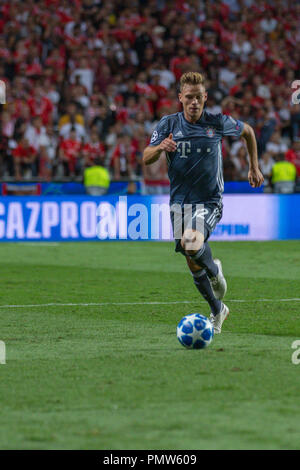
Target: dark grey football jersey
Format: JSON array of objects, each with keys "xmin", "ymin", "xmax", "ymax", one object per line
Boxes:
[{"xmin": 149, "ymin": 110, "xmax": 244, "ymax": 205}]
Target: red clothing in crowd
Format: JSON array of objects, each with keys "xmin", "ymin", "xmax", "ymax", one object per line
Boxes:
[
  {"xmin": 285, "ymin": 149, "xmax": 300, "ymax": 177},
  {"xmin": 111, "ymin": 141, "xmax": 137, "ymax": 174},
  {"xmin": 45, "ymin": 54, "xmax": 66, "ymax": 71},
  {"xmin": 25, "ymin": 63, "xmax": 43, "ymax": 77},
  {"xmin": 170, "ymin": 56, "xmax": 191, "ymax": 81},
  {"xmin": 12, "ymin": 144, "xmax": 37, "ymax": 160},
  {"xmin": 134, "ymin": 82, "xmax": 153, "ymax": 97},
  {"xmin": 150, "ymin": 83, "xmax": 168, "ymax": 100},
  {"xmin": 27, "ymin": 95, "xmax": 54, "ymax": 125},
  {"xmin": 83, "ymin": 141, "xmax": 106, "ymax": 164},
  {"xmin": 60, "ymin": 138, "xmax": 82, "ymax": 174}
]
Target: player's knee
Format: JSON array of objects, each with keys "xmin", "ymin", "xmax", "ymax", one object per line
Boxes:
[
  {"xmin": 181, "ymin": 229, "xmax": 204, "ymax": 255},
  {"xmin": 186, "ymin": 255, "xmax": 202, "ymax": 273}
]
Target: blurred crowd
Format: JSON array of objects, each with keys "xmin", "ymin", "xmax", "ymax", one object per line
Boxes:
[{"xmin": 0, "ymin": 0, "xmax": 300, "ymax": 193}]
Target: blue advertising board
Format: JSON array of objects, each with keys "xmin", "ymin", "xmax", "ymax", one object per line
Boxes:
[{"xmin": 0, "ymin": 194, "xmax": 299, "ymax": 242}]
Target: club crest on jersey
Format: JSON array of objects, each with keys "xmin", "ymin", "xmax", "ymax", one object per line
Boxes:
[{"xmin": 205, "ymin": 127, "xmax": 215, "ymax": 138}]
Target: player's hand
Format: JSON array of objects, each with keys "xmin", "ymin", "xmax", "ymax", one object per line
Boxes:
[
  {"xmin": 159, "ymin": 133, "xmax": 177, "ymax": 153},
  {"xmin": 248, "ymin": 167, "xmax": 264, "ymax": 188}
]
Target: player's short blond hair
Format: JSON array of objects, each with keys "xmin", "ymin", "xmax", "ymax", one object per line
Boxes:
[{"xmin": 180, "ymin": 72, "xmax": 205, "ymax": 91}]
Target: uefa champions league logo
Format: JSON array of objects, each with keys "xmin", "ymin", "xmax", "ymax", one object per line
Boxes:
[
  {"xmin": 0, "ymin": 80, "xmax": 6, "ymax": 104},
  {"xmin": 150, "ymin": 130, "xmax": 158, "ymax": 143},
  {"xmin": 0, "ymin": 341, "xmax": 6, "ymax": 364}
]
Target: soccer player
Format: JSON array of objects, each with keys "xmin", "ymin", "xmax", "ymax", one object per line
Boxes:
[{"xmin": 143, "ymin": 72, "xmax": 264, "ymax": 334}]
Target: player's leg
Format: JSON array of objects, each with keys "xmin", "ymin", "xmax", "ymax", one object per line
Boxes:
[
  {"xmin": 185, "ymin": 249, "xmax": 229, "ymax": 333},
  {"xmin": 185, "ymin": 254, "xmax": 229, "ymax": 333},
  {"xmin": 181, "ymin": 228, "xmax": 218, "ymax": 278},
  {"xmin": 171, "ymin": 205, "xmax": 228, "ymax": 332},
  {"xmin": 181, "ymin": 229, "xmax": 227, "ymax": 300},
  {"xmin": 180, "ymin": 204, "xmax": 227, "ymax": 299},
  {"xmin": 181, "ymin": 205, "xmax": 229, "ymax": 333},
  {"xmin": 186, "ymin": 255, "xmax": 222, "ymax": 316}
]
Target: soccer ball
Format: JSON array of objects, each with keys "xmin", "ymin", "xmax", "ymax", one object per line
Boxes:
[{"xmin": 177, "ymin": 313, "xmax": 214, "ymax": 349}]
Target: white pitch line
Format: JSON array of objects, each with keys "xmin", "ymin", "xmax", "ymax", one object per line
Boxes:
[{"xmin": 0, "ymin": 299, "xmax": 300, "ymax": 309}]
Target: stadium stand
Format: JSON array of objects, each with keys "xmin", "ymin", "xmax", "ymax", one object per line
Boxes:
[{"xmin": 0, "ymin": 0, "xmax": 299, "ymax": 194}]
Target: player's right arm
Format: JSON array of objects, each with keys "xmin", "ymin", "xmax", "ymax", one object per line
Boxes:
[{"xmin": 143, "ymin": 133, "xmax": 177, "ymax": 165}]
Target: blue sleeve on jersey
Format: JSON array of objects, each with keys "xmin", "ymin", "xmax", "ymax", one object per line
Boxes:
[
  {"xmin": 221, "ymin": 114, "xmax": 244, "ymax": 137},
  {"xmin": 149, "ymin": 116, "xmax": 170, "ymax": 146}
]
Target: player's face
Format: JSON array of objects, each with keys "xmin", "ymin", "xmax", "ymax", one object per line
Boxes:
[{"xmin": 179, "ymin": 84, "xmax": 207, "ymax": 123}]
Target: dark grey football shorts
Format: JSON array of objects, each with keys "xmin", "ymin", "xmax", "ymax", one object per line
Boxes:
[{"xmin": 169, "ymin": 202, "xmax": 223, "ymax": 254}]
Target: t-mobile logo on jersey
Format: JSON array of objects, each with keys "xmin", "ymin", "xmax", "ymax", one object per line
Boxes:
[
  {"xmin": 177, "ymin": 141, "xmax": 191, "ymax": 158},
  {"xmin": 0, "ymin": 80, "xmax": 6, "ymax": 104},
  {"xmin": 177, "ymin": 141, "xmax": 210, "ymax": 158},
  {"xmin": 0, "ymin": 341, "xmax": 6, "ymax": 364}
]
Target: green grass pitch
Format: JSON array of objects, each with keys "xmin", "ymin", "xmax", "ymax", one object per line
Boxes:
[{"xmin": 0, "ymin": 240, "xmax": 300, "ymax": 450}]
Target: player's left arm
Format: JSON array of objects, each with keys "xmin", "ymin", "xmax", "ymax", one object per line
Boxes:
[{"xmin": 241, "ymin": 123, "xmax": 264, "ymax": 188}]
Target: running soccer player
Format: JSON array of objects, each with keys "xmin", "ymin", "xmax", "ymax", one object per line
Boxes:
[{"xmin": 143, "ymin": 72, "xmax": 264, "ymax": 334}]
